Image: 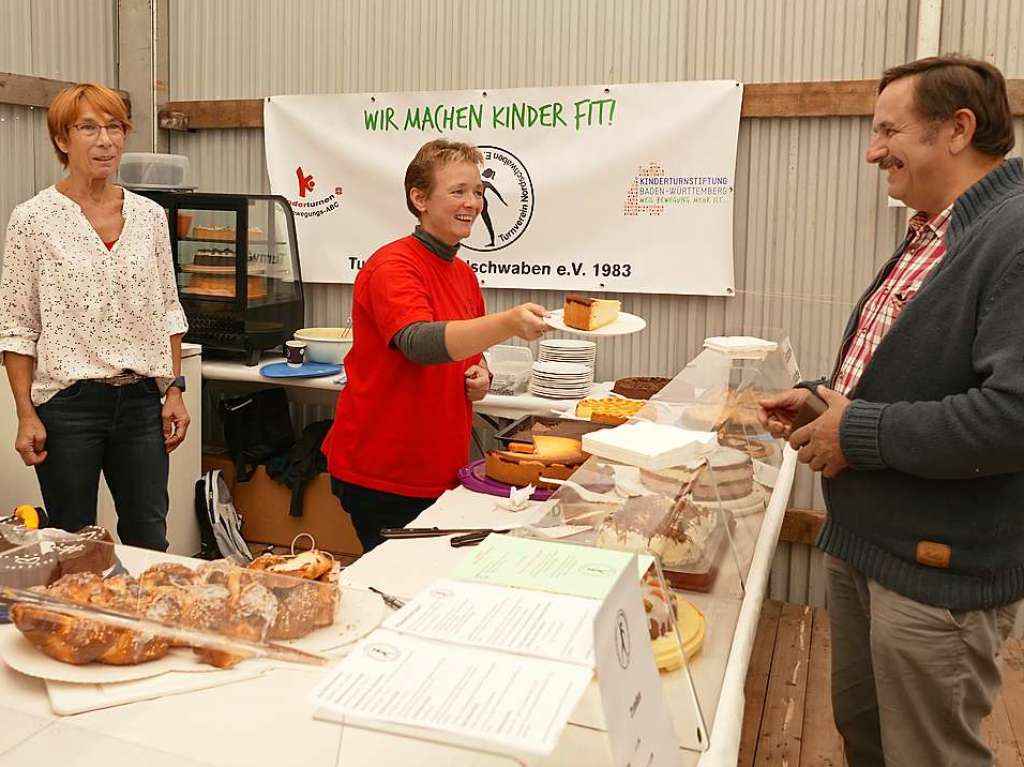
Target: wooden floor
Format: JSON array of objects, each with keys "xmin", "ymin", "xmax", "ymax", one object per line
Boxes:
[{"xmin": 739, "ymin": 600, "xmax": 1024, "ymax": 766}]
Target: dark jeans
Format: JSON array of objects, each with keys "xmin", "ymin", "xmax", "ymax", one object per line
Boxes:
[
  {"xmin": 330, "ymin": 478, "xmax": 436, "ymax": 553},
  {"xmin": 35, "ymin": 379, "xmax": 169, "ymax": 551}
]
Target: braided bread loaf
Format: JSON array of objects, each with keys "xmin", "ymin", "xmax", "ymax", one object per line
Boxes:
[{"xmin": 10, "ymin": 552, "xmax": 340, "ymax": 669}]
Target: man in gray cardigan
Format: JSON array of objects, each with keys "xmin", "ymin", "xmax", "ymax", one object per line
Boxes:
[{"xmin": 760, "ymin": 55, "xmax": 1024, "ymax": 767}]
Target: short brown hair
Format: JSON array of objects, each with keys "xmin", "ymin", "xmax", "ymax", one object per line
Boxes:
[
  {"xmin": 879, "ymin": 55, "xmax": 1014, "ymax": 157},
  {"xmin": 404, "ymin": 139, "xmax": 484, "ymax": 217},
  {"xmin": 47, "ymin": 82, "xmax": 132, "ymax": 167}
]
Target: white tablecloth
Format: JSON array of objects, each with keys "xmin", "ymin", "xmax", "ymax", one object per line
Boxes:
[{"xmin": 0, "ymin": 450, "xmax": 795, "ymax": 766}]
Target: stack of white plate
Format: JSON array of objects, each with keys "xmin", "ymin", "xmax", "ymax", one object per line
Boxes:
[
  {"xmin": 538, "ymin": 339, "xmax": 597, "ymax": 368},
  {"xmin": 528, "ymin": 361, "xmax": 594, "ymax": 399}
]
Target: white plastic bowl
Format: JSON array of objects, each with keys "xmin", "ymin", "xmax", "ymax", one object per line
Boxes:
[{"xmin": 293, "ymin": 327, "xmax": 353, "ymax": 364}]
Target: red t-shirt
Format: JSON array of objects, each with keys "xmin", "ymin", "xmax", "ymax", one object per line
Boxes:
[{"xmin": 322, "ymin": 235, "xmax": 485, "ymax": 497}]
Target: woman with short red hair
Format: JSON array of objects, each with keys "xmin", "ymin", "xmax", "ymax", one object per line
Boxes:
[
  {"xmin": 0, "ymin": 82, "xmax": 189, "ymax": 551},
  {"xmin": 322, "ymin": 139, "xmax": 549, "ymax": 552}
]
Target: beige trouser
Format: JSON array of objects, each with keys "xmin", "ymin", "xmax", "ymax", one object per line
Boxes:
[{"xmin": 826, "ymin": 554, "xmax": 1021, "ymax": 767}]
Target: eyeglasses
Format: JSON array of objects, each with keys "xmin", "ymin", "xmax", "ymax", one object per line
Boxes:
[{"xmin": 71, "ymin": 121, "xmax": 126, "ymax": 140}]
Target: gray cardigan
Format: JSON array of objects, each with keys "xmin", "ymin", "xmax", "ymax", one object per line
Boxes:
[{"xmin": 819, "ymin": 157, "xmax": 1024, "ymax": 610}]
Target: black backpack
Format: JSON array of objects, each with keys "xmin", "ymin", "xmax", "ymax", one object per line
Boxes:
[
  {"xmin": 266, "ymin": 420, "xmax": 333, "ymax": 517},
  {"xmin": 218, "ymin": 388, "xmax": 295, "ymax": 482}
]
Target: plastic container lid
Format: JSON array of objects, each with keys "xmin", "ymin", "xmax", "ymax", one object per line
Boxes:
[{"xmin": 115, "ymin": 153, "xmax": 194, "ymax": 190}]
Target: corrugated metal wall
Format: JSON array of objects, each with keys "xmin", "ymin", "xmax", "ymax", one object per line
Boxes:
[
  {"xmin": 4, "ymin": 0, "xmax": 1020, "ymax": 605},
  {"xmin": 0, "ymin": 0, "xmax": 117, "ymax": 249},
  {"xmin": 167, "ymin": 1, "xmax": 914, "ymax": 536},
  {"xmin": 163, "ymin": 0, "xmax": 923, "ymax": 606}
]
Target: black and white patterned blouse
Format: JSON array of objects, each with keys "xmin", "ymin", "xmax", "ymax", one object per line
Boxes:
[{"xmin": 0, "ymin": 186, "xmax": 188, "ymax": 405}]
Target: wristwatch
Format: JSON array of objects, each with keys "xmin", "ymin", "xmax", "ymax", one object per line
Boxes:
[{"xmin": 168, "ymin": 375, "xmax": 187, "ymax": 393}]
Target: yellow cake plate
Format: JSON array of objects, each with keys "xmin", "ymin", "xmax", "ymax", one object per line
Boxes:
[{"xmin": 652, "ymin": 594, "xmax": 706, "ymax": 672}]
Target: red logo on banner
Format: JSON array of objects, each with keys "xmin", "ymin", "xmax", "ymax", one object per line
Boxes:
[{"xmin": 296, "ymin": 166, "xmax": 316, "ymax": 198}]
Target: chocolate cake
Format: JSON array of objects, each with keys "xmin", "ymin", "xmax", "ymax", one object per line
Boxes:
[
  {"xmin": 52, "ymin": 526, "xmax": 115, "ymax": 577},
  {"xmin": 0, "ymin": 544, "xmax": 61, "ymax": 589},
  {"xmin": 612, "ymin": 377, "xmax": 671, "ymax": 400},
  {"xmin": 192, "ymin": 248, "xmax": 235, "ymax": 267}
]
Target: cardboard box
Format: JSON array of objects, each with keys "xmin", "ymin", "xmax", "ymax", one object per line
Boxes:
[{"xmin": 202, "ymin": 453, "xmax": 363, "ymax": 557}]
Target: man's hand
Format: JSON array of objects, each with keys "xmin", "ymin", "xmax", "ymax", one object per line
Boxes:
[
  {"xmin": 758, "ymin": 388, "xmax": 811, "ymax": 440},
  {"xmin": 162, "ymin": 389, "xmax": 190, "ymax": 453},
  {"xmin": 15, "ymin": 414, "xmax": 47, "ymax": 466},
  {"xmin": 464, "ymin": 364, "xmax": 490, "ymax": 402},
  {"xmin": 788, "ymin": 387, "xmax": 851, "ymax": 478}
]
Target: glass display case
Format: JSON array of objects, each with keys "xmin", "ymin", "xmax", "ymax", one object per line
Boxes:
[
  {"xmin": 138, "ymin": 191, "xmax": 305, "ymax": 365},
  {"xmin": 511, "ymin": 331, "xmax": 801, "ymax": 753}
]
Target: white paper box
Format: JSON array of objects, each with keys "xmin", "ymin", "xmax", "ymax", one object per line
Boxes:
[{"xmin": 581, "ymin": 422, "xmax": 718, "ymax": 469}]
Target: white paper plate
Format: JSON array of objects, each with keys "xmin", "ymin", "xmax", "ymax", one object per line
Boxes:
[
  {"xmin": 540, "ymin": 339, "xmax": 597, "ymax": 350},
  {"xmin": 0, "ymin": 587, "xmax": 385, "ymax": 683},
  {"xmin": 544, "ymin": 310, "xmax": 647, "ymax": 337},
  {"xmin": 284, "ymin": 587, "xmax": 384, "ymax": 653},
  {"xmin": 532, "ymin": 361, "xmax": 592, "ymax": 375},
  {"xmin": 0, "ymin": 628, "xmax": 207, "ymax": 684},
  {"xmin": 529, "ymin": 389, "xmax": 590, "ymax": 400}
]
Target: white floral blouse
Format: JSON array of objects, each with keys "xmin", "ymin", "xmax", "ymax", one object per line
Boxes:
[{"xmin": 0, "ymin": 186, "xmax": 189, "ymax": 405}]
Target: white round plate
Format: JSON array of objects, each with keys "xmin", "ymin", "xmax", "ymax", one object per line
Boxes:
[
  {"xmin": 532, "ymin": 361, "xmax": 592, "ymax": 375},
  {"xmin": 0, "ymin": 626, "xmax": 207, "ymax": 684},
  {"xmin": 540, "ymin": 339, "xmax": 597, "ymax": 350},
  {"xmin": 544, "ymin": 310, "xmax": 647, "ymax": 337},
  {"xmin": 530, "ymin": 383, "xmax": 589, "ymax": 392},
  {"xmin": 284, "ymin": 587, "xmax": 385, "ymax": 654},
  {"xmin": 530, "ymin": 378, "xmax": 592, "ymax": 386},
  {"xmin": 0, "ymin": 587, "xmax": 386, "ymax": 680}
]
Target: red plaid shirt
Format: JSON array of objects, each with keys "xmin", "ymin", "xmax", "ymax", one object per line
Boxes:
[{"xmin": 834, "ymin": 206, "xmax": 953, "ymax": 396}]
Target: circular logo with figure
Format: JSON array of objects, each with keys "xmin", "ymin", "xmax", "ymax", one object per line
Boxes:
[{"xmin": 463, "ymin": 145, "xmax": 535, "ymax": 253}]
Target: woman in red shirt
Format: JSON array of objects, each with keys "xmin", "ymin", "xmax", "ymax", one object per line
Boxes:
[{"xmin": 322, "ymin": 139, "xmax": 548, "ymax": 552}]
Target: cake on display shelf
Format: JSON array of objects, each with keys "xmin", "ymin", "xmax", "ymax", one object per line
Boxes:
[
  {"xmin": 181, "ymin": 249, "xmax": 268, "ymax": 300},
  {"xmin": 192, "ymin": 225, "xmax": 265, "ymax": 241}
]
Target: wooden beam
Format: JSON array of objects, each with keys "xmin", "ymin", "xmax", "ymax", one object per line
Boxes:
[
  {"xmin": 741, "ymin": 79, "xmax": 877, "ymax": 118},
  {"xmin": 118, "ymin": 0, "xmax": 159, "ymax": 152},
  {"xmin": 157, "ymin": 80, "xmax": 880, "ymax": 130},
  {"xmin": 159, "ymin": 98, "xmax": 263, "ymax": 131},
  {"xmin": 780, "ymin": 508, "xmax": 826, "ymax": 546},
  {"xmin": 0, "ymin": 72, "xmax": 131, "ymax": 112},
  {"xmin": 157, "ymin": 77, "xmax": 1024, "ymax": 130}
]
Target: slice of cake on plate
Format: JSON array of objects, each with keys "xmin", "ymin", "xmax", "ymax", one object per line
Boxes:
[
  {"xmin": 485, "ymin": 435, "xmax": 589, "ymax": 488},
  {"xmin": 596, "ymin": 495, "xmax": 719, "ymax": 568},
  {"xmin": 563, "ymin": 295, "xmax": 621, "ymax": 330}
]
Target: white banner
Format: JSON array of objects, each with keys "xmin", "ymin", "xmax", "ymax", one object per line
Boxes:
[{"xmin": 265, "ymin": 80, "xmax": 742, "ymax": 295}]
